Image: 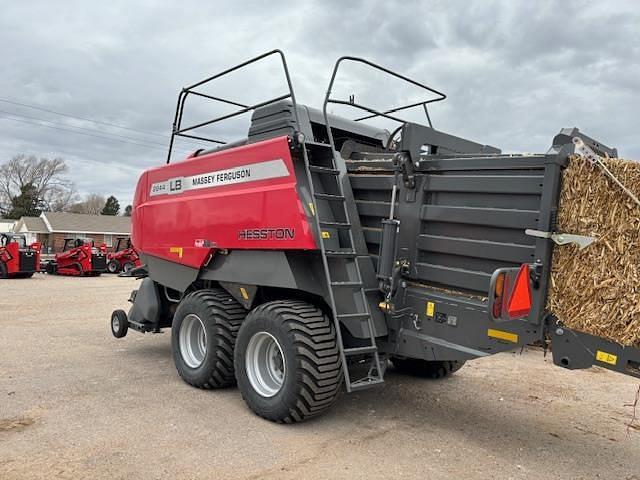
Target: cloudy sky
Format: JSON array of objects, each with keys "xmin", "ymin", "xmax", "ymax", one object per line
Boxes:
[{"xmin": 1, "ymin": 0, "xmax": 638, "ymax": 207}]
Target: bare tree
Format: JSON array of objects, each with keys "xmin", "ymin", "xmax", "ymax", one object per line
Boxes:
[
  {"xmin": 0, "ymin": 155, "xmax": 77, "ymax": 216},
  {"xmin": 68, "ymin": 193, "xmax": 106, "ymax": 215}
]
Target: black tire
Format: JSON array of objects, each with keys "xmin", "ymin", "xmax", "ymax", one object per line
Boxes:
[
  {"xmin": 46, "ymin": 262, "xmax": 57, "ymax": 275},
  {"xmin": 111, "ymin": 309, "xmax": 128, "ymax": 338},
  {"xmin": 172, "ymin": 289, "xmax": 246, "ymax": 389},
  {"xmin": 0, "ymin": 262, "xmax": 7, "ymax": 279},
  {"xmin": 107, "ymin": 260, "xmax": 120, "ymax": 274},
  {"xmin": 234, "ymin": 300, "xmax": 343, "ymax": 423},
  {"xmin": 391, "ymin": 357, "xmax": 466, "ymax": 379},
  {"xmin": 122, "ymin": 262, "xmax": 134, "ymax": 273},
  {"xmin": 14, "ymin": 272, "xmax": 34, "ymax": 279}
]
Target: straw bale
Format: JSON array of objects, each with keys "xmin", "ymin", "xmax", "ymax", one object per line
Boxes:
[{"xmin": 548, "ymin": 155, "xmax": 640, "ymax": 346}]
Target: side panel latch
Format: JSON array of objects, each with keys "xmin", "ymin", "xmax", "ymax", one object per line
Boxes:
[{"xmin": 525, "ymin": 229, "xmax": 595, "ymax": 250}]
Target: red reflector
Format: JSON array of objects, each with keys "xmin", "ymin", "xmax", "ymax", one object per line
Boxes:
[{"xmin": 507, "ymin": 264, "xmax": 532, "ymax": 319}]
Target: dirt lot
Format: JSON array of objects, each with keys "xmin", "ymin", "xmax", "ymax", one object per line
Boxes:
[{"xmin": 1, "ymin": 275, "xmax": 639, "ymax": 479}]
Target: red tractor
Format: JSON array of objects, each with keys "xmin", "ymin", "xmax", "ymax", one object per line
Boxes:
[
  {"xmin": 106, "ymin": 237, "xmax": 141, "ymax": 274},
  {"xmin": 0, "ymin": 234, "xmax": 40, "ymax": 278},
  {"xmin": 44, "ymin": 238, "xmax": 107, "ymax": 276}
]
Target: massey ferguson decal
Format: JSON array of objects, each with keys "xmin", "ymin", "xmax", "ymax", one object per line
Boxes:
[
  {"xmin": 238, "ymin": 228, "xmax": 296, "ymax": 240},
  {"xmin": 149, "ymin": 159, "xmax": 289, "ymax": 196}
]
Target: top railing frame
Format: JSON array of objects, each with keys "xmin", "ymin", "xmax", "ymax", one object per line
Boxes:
[
  {"xmin": 166, "ymin": 49, "xmax": 300, "ymax": 163},
  {"xmin": 322, "ymin": 56, "xmax": 447, "ymax": 153}
]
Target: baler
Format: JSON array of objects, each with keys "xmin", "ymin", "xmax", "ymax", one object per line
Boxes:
[{"xmin": 111, "ymin": 51, "xmax": 640, "ymax": 423}]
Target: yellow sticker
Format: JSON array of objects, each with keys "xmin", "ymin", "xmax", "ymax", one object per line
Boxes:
[
  {"xmin": 595, "ymin": 350, "xmax": 618, "ymax": 365},
  {"xmin": 169, "ymin": 247, "xmax": 183, "ymax": 258},
  {"xmin": 239, "ymin": 287, "xmax": 249, "ymax": 300},
  {"xmin": 308, "ymin": 203, "xmax": 315, "ymax": 216},
  {"xmin": 487, "ymin": 328, "xmax": 519, "ymax": 344},
  {"xmin": 321, "ymin": 231, "xmax": 331, "ymax": 239},
  {"xmin": 426, "ymin": 301, "xmax": 435, "ymax": 317}
]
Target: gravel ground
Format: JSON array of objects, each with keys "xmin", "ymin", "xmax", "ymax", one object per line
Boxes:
[{"xmin": 1, "ymin": 275, "xmax": 639, "ymax": 480}]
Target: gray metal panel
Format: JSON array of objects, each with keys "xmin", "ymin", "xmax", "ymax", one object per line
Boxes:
[
  {"xmin": 355, "ymin": 200, "xmax": 392, "ymax": 218},
  {"xmin": 424, "ymin": 175, "xmax": 544, "ymax": 194},
  {"xmin": 142, "ymin": 253, "xmax": 199, "ymax": 293},
  {"xmin": 349, "ymin": 175, "xmax": 395, "ymax": 191},
  {"xmin": 420, "ymin": 205, "xmax": 539, "ymax": 229},
  {"xmin": 417, "ymin": 234, "xmax": 535, "ymax": 264},
  {"xmin": 348, "ymin": 150, "xmax": 562, "ymax": 301},
  {"xmin": 415, "ymin": 263, "xmax": 491, "ymax": 292},
  {"xmin": 418, "ymin": 155, "xmax": 552, "ymax": 171}
]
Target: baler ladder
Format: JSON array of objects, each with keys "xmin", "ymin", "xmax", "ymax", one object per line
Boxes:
[{"xmin": 302, "ymin": 142, "xmax": 384, "ymax": 392}]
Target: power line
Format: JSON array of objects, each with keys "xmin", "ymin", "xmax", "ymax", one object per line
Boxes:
[
  {"xmin": 0, "ymin": 113, "xmax": 194, "ymax": 154},
  {"xmin": 0, "ymin": 97, "xmax": 216, "ymax": 149},
  {"xmin": 0, "ymin": 97, "xmax": 168, "ymax": 139},
  {"xmin": 0, "ymin": 108, "xmax": 172, "ymax": 149}
]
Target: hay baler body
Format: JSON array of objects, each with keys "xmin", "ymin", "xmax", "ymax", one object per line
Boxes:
[
  {"xmin": 0, "ymin": 234, "xmax": 40, "ymax": 278},
  {"xmin": 119, "ymin": 52, "xmax": 640, "ymax": 416}
]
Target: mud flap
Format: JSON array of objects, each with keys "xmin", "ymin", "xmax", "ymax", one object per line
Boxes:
[{"xmin": 128, "ymin": 278, "xmax": 162, "ymax": 330}]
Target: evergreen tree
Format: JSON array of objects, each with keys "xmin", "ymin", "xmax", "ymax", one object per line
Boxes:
[
  {"xmin": 6, "ymin": 183, "xmax": 42, "ymax": 219},
  {"xmin": 101, "ymin": 195, "xmax": 120, "ymax": 215}
]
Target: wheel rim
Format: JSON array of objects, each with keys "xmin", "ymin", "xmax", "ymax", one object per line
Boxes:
[
  {"xmin": 112, "ymin": 315, "xmax": 120, "ymax": 332},
  {"xmin": 245, "ymin": 331, "xmax": 286, "ymax": 397},
  {"xmin": 108, "ymin": 262, "xmax": 118, "ymax": 273},
  {"xmin": 179, "ymin": 314, "xmax": 207, "ymax": 368},
  {"xmin": 123, "ymin": 263, "xmax": 133, "ymax": 272}
]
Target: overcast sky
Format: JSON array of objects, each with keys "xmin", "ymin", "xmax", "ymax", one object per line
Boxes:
[{"xmin": 1, "ymin": 0, "xmax": 638, "ymax": 207}]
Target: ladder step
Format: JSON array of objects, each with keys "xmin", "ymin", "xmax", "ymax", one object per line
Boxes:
[
  {"xmin": 319, "ymin": 221, "xmax": 351, "ymax": 229},
  {"xmin": 337, "ymin": 313, "xmax": 370, "ymax": 321},
  {"xmin": 349, "ymin": 378, "xmax": 385, "ymax": 391},
  {"xmin": 314, "ymin": 193, "xmax": 345, "ymax": 201},
  {"xmin": 344, "ymin": 346, "xmax": 378, "ymax": 355},
  {"xmin": 325, "ymin": 250, "xmax": 357, "ymax": 258},
  {"xmin": 304, "ymin": 140, "xmax": 332, "ymax": 148},
  {"xmin": 330, "ymin": 281, "xmax": 363, "ymax": 288},
  {"xmin": 309, "ymin": 165, "xmax": 340, "ymax": 175}
]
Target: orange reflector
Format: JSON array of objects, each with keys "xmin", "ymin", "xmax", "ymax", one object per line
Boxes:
[
  {"xmin": 507, "ymin": 264, "xmax": 532, "ymax": 319},
  {"xmin": 495, "ymin": 272, "xmax": 505, "ymax": 297}
]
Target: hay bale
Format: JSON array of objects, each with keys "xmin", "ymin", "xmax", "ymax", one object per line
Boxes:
[{"xmin": 548, "ymin": 155, "xmax": 640, "ymax": 346}]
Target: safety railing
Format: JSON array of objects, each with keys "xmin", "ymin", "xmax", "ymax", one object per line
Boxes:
[
  {"xmin": 322, "ymin": 56, "xmax": 446, "ymax": 152},
  {"xmin": 166, "ymin": 49, "xmax": 299, "ymax": 163}
]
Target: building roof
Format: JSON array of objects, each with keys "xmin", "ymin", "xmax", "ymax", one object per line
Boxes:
[
  {"xmin": 41, "ymin": 212, "xmax": 131, "ymax": 234},
  {"xmin": 0, "ymin": 219, "xmax": 16, "ymax": 234},
  {"xmin": 14, "ymin": 216, "xmax": 48, "ymax": 233},
  {"xmin": 14, "ymin": 212, "xmax": 131, "ymax": 235}
]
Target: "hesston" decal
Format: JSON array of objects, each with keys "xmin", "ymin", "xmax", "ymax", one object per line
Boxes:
[{"xmin": 149, "ymin": 159, "xmax": 289, "ymax": 196}]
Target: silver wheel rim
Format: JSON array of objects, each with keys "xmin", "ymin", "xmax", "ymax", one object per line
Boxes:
[
  {"xmin": 179, "ymin": 314, "xmax": 207, "ymax": 368},
  {"xmin": 112, "ymin": 316, "xmax": 120, "ymax": 331},
  {"xmin": 245, "ymin": 331, "xmax": 286, "ymax": 397}
]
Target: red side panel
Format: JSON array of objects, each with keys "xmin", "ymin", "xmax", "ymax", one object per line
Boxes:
[
  {"xmin": 132, "ymin": 136, "xmax": 316, "ymax": 269},
  {"xmin": 55, "ymin": 245, "xmax": 94, "ymax": 275},
  {"xmin": 0, "ymin": 243, "xmax": 20, "ymax": 274}
]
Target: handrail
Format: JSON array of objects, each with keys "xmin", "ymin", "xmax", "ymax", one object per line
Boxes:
[
  {"xmin": 166, "ymin": 49, "xmax": 299, "ymax": 163},
  {"xmin": 322, "ymin": 56, "xmax": 446, "ymax": 153}
]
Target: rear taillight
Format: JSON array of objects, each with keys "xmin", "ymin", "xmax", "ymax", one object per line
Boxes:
[
  {"xmin": 489, "ymin": 264, "xmax": 533, "ymax": 321},
  {"xmin": 492, "ymin": 271, "xmax": 505, "ymax": 319}
]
